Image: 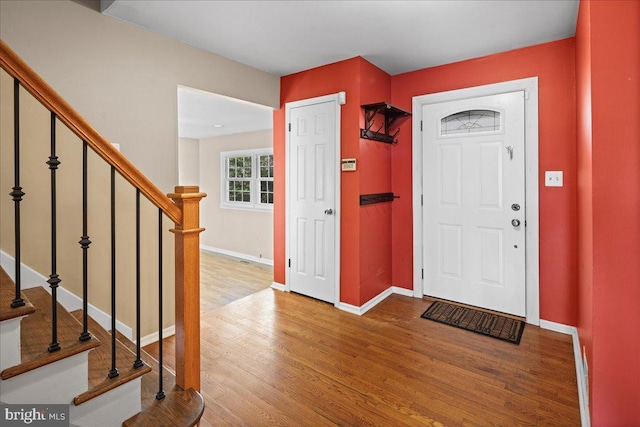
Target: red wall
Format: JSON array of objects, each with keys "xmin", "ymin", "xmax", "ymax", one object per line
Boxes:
[
  {"xmin": 358, "ymin": 60, "xmax": 392, "ymax": 303},
  {"xmin": 275, "ymin": 57, "xmax": 393, "ymax": 305},
  {"xmin": 275, "ymin": 57, "xmax": 362, "ymax": 304},
  {"xmin": 390, "ymin": 39, "xmax": 578, "ymax": 325},
  {"xmin": 577, "ymin": 1, "xmax": 640, "ymax": 424},
  {"xmin": 275, "ymin": 3, "xmax": 640, "ymax": 423},
  {"xmin": 575, "ymin": 0, "xmax": 593, "ymax": 411}
]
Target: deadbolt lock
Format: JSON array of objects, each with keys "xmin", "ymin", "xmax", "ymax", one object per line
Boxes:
[{"xmin": 511, "ymin": 203, "xmax": 521, "ymax": 211}]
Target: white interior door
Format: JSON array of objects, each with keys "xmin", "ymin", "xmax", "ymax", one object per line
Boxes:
[
  {"xmin": 288, "ymin": 100, "xmax": 336, "ymax": 303},
  {"xmin": 422, "ymin": 91, "xmax": 526, "ymax": 316}
]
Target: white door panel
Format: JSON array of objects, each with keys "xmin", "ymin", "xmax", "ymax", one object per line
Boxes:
[
  {"xmin": 423, "ymin": 91, "xmax": 526, "ymax": 316},
  {"xmin": 289, "ymin": 100, "xmax": 336, "ymax": 303}
]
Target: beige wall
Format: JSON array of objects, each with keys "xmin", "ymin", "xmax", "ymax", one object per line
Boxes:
[
  {"xmin": 0, "ymin": 0, "xmax": 278, "ymax": 337},
  {"xmin": 178, "ymin": 137, "xmax": 200, "ymax": 186},
  {"xmin": 0, "ymin": 0, "xmax": 279, "ymax": 193},
  {"xmin": 200, "ymin": 130, "xmax": 273, "ymax": 262},
  {"xmin": 0, "ymin": 69, "xmax": 174, "ymax": 336}
]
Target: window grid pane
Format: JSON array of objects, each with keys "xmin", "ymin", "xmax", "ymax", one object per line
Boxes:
[{"xmin": 259, "ymin": 155, "xmax": 274, "ymax": 178}]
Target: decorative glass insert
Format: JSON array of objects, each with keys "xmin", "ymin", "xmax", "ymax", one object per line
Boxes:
[
  {"xmin": 259, "ymin": 154, "xmax": 274, "ymax": 205},
  {"xmin": 441, "ymin": 110, "xmax": 501, "ymax": 135}
]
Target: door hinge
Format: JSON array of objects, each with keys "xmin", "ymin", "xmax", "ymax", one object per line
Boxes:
[
  {"xmin": 525, "ymin": 220, "xmax": 527, "ymax": 227},
  {"xmin": 420, "ymin": 120, "xmax": 423, "ymax": 132},
  {"xmin": 421, "ymin": 268, "xmax": 424, "ymax": 280},
  {"xmin": 288, "ymin": 259, "xmax": 291, "ymax": 268},
  {"xmin": 288, "ymin": 123, "xmax": 291, "ymax": 132},
  {"xmin": 421, "ymin": 195, "xmax": 423, "ymax": 206}
]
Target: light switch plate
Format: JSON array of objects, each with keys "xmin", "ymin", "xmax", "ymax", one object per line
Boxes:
[{"xmin": 545, "ymin": 171, "xmax": 563, "ymax": 187}]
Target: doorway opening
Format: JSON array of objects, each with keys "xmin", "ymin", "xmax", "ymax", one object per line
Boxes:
[{"xmin": 176, "ymin": 85, "xmax": 275, "ymax": 311}]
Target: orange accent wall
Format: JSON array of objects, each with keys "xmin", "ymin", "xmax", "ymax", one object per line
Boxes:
[
  {"xmin": 358, "ymin": 60, "xmax": 393, "ymax": 303},
  {"xmin": 275, "ymin": 57, "xmax": 393, "ymax": 306},
  {"xmin": 577, "ymin": 0, "xmax": 640, "ymax": 424},
  {"xmin": 390, "ymin": 39, "xmax": 578, "ymax": 325},
  {"xmin": 275, "ymin": 3, "xmax": 640, "ymax": 422},
  {"xmin": 575, "ymin": 0, "xmax": 593, "ymax": 412}
]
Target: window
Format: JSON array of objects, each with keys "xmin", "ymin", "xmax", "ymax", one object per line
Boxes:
[
  {"xmin": 221, "ymin": 148, "xmax": 274, "ymax": 211},
  {"xmin": 441, "ymin": 109, "xmax": 501, "ymax": 136}
]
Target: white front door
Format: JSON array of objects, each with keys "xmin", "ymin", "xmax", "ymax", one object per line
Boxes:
[
  {"xmin": 288, "ymin": 99, "xmax": 337, "ymax": 303},
  {"xmin": 422, "ymin": 91, "xmax": 526, "ymax": 316}
]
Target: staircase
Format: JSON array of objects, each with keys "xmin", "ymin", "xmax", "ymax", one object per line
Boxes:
[
  {"xmin": 0, "ymin": 39, "xmax": 205, "ymax": 426},
  {"xmin": 0, "ymin": 268, "xmax": 203, "ymax": 426}
]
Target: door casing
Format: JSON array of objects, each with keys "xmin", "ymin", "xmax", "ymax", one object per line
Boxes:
[
  {"xmin": 285, "ymin": 92, "xmax": 346, "ymax": 306},
  {"xmin": 412, "ymin": 78, "xmax": 540, "ymax": 325}
]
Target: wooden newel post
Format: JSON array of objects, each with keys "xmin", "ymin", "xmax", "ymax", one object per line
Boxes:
[{"xmin": 168, "ymin": 186, "xmax": 206, "ymax": 391}]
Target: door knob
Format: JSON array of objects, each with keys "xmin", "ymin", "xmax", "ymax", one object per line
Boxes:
[
  {"xmin": 511, "ymin": 219, "xmax": 521, "ymax": 227},
  {"xmin": 324, "ymin": 209, "xmax": 333, "ymax": 215}
]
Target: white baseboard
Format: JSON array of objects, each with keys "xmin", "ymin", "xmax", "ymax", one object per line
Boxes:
[
  {"xmin": 1, "ymin": 250, "xmax": 133, "ymax": 341},
  {"xmin": 271, "ymin": 282, "xmax": 286, "ymax": 291},
  {"xmin": 391, "ymin": 286, "xmax": 414, "ymax": 297},
  {"xmin": 539, "ymin": 320, "xmax": 591, "ymax": 427},
  {"xmin": 201, "ymin": 245, "xmax": 274, "ymax": 266},
  {"xmin": 139, "ymin": 325, "xmax": 175, "ymax": 347},
  {"xmin": 0, "ymin": 251, "xmax": 48, "ymax": 289},
  {"xmin": 336, "ymin": 286, "xmax": 413, "ymax": 316}
]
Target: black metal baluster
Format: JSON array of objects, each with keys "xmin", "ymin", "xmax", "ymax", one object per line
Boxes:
[
  {"xmin": 47, "ymin": 112, "xmax": 61, "ymax": 353},
  {"xmin": 133, "ymin": 189, "xmax": 143, "ymax": 369},
  {"xmin": 10, "ymin": 79, "xmax": 25, "ymax": 308},
  {"xmin": 156, "ymin": 208, "xmax": 165, "ymax": 400},
  {"xmin": 79, "ymin": 141, "xmax": 91, "ymax": 342},
  {"xmin": 108, "ymin": 166, "xmax": 119, "ymax": 379}
]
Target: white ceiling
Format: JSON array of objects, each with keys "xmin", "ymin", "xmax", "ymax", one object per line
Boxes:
[
  {"xmin": 177, "ymin": 87, "xmax": 273, "ymax": 139},
  {"xmin": 102, "ymin": 0, "xmax": 579, "ymax": 139}
]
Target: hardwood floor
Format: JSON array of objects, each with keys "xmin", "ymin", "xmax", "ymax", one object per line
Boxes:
[
  {"xmin": 144, "ymin": 251, "xmax": 273, "ymax": 373},
  {"xmin": 146, "ymin": 253, "xmax": 580, "ymax": 426},
  {"xmin": 199, "ymin": 250, "xmax": 274, "ymax": 314}
]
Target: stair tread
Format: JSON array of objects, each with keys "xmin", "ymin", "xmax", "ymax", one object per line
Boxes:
[
  {"xmin": 123, "ymin": 385, "xmax": 204, "ymax": 427},
  {"xmin": 1, "ymin": 286, "xmax": 100, "ymax": 380},
  {"xmin": 70, "ymin": 310, "xmax": 152, "ymax": 406},
  {"xmin": 0, "ymin": 267, "xmax": 36, "ymax": 321},
  {"xmin": 117, "ymin": 331, "xmax": 204, "ymax": 427}
]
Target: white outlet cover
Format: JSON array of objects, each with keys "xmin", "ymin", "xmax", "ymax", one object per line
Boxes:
[{"xmin": 545, "ymin": 171, "xmax": 563, "ymax": 187}]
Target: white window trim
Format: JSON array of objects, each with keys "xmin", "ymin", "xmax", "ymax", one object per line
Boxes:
[{"xmin": 220, "ymin": 148, "xmax": 274, "ymax": 212}]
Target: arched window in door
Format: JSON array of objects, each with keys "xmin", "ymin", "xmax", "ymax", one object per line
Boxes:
[{"xmin": 441, "ymin": 109, "xmax": 501, "ymax": 136}]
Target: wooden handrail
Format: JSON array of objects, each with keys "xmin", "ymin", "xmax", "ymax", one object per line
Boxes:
[{"xmin": 0, "ymin": 40, "xmax": 181, "ymax": 225}]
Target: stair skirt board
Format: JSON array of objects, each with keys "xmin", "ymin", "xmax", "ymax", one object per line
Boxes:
[
  {"xmin": 70, "ymin": 378, "xmax": 141, "ymax": 427},
  {"xmin": 0, "ymin": 352, "xmax": 88, "ymax": 404},
  {"xmin": 0, "ymin": 250, "xmax": 133, "ymax": 341},
  {"xmin": 0, "ymin": 317, "xmax": 22, "ymax": 371}
]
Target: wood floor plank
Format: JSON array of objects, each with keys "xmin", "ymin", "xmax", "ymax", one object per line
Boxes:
[{"xmin": 146, "ymin": 252, "xmax": 580, "ymax": 426}]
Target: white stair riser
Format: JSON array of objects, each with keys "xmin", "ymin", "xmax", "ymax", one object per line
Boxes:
[
  {"xmin": 70, "ymin": 378, "xmax": 141, "ymax": 427},
  {"xmin": 0, "ymin": 353, "xmax": 88, "ymax": 404},
  {"xmin": 0, "ymin": 317, "xmax": 23, "ymax": 371}
]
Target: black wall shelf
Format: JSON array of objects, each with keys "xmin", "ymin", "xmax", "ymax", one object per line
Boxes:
[
  {"xmin": 360, "ymin": 102, "xmax": 411, "ymax": 144},
  {"xmin": 360, "ymin": 192, "xmax": 399, "ymax": 206}
]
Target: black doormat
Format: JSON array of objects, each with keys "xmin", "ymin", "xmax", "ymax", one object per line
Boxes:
[{"xmin": 421, "ymin": 300, "xmax": 525, "ymax": 345}]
